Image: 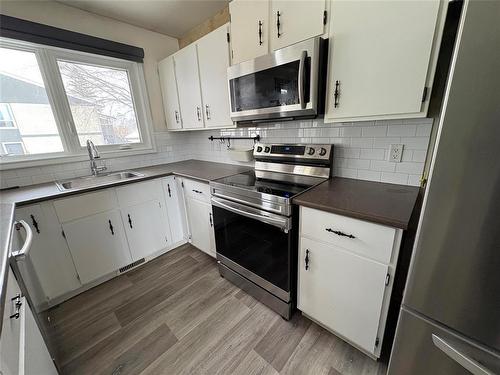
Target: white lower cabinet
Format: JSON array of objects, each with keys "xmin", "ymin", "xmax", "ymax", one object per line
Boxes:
[
  {"xmin": 298, "ymin": 206, "xmax": 402, "ymax": 358},
  {"xmin": 186, "ymin": 197, "xmax": 215, "ymax": 257},
  {"xmin": 298, "ymin": 237, "xmax": 388, "ymax": 355},
  {"xmin": 162, "ymin": 176, "xmax": 186, "ymax": 245},
  {"xmin": 121, "ymin": 199, "xmax": 169, "ymax": 261},
  {"xmin": 62, "ymin": 210, "xmax": 132, "ymax": 285},
  {"xmin": 0, "ymin": 268, "xmax": 56, "ymax": 375},
  {"xmin": 14, "ymin": 203, "xmax": 81, "ymax": 307}
]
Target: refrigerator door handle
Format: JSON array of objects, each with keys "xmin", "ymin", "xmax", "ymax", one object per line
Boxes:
[{"xmin": 432, "ymin": 334, "xmax": 495, "ymax": 375}]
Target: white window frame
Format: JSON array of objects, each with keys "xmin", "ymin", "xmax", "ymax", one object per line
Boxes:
[
  {"xmin": 0, "ymin": 103, "xmax": 18, "ymax": 128},
  {"xmin": 2, "ymin": 141, "xmax": 27, "ymax": 155},
  {"xmin": 0, "ymin": 37, "xmax": 155, "ymax": 170}
]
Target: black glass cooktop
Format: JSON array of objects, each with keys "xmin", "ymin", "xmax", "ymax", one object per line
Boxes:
[{"xmin": 213, "ymin": 170, "xmax": 316, "ymax": 199}]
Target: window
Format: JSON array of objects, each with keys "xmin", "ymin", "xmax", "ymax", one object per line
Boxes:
[{"xmin": 0, "ymin": 38, "xmax": 153, "ymax": 166}]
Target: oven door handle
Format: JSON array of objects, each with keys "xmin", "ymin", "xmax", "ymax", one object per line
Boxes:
[
  {"xmin": 211, "ymin": 197, "xmax": 291, "ymax": 232},
  {"xmin": 298, "ymin": 50, "xmax": 307, "ymax": 109}
]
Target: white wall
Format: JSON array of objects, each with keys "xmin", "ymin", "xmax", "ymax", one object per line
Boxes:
[{"xmin": 0, "ymin": 0, "xmax": 179, "ymax": 132}]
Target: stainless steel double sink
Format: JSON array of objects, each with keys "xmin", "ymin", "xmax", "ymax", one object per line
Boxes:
[{"xmin": 55, "ymin": 171, "xmax": 145, "ymax": 191}]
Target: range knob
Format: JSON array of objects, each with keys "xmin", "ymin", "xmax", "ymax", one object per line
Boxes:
[
  {"xmin": 307, "ymin": 147, "xmax": 315, "ymax": 155},
  {"xmin": 264, "ymin": 146, "xmax": 271, "ymax": 153},
  {"xmin": 256, "ymin": 146, "xmax": 263, "ymax": 152},
  {"xmin": 319, "ymin": 147, "xmax": 327, "ymax": 156}
]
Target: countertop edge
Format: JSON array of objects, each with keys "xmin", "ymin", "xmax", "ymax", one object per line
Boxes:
[{"xmin": 293, "ymin": 199, "xmax": 410, "ymax": 230}]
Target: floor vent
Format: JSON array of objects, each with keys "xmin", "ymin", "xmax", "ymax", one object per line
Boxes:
[{"xmin": 119, "ymin": 258, "xmax": 145, "ymax": 273}]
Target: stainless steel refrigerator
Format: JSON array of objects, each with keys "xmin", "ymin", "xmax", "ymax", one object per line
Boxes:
[{"xmin": 387, "ymin": 0, "xmax": 500, "ymax": 374}]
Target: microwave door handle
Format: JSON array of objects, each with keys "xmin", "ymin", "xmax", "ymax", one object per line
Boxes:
[
  {"xmin": 11, "ymin": 220, "xmax": 33, "ymax": 260},
  {"xmin": 211, "ymin": 197, "xmax": 290, "ymax": 231},
  {"xmin": 298, "ymin": 50, "xmax": 307, "ymax": 109}
]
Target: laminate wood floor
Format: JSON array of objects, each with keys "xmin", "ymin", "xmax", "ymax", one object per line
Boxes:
[{"xmin": 46, "ymin": 244, "xmax": 387, "ymax": 375}]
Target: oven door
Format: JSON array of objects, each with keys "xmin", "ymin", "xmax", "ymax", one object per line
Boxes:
[
  {"xmin": 228, "ymin": 37, "xmax": 321, "ymax": 123},
  {"xmin": 211, "ymin": 196, "xmax": 293, "ymax": 301}
]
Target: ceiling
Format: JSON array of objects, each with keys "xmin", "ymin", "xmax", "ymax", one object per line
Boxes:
[{"xmin": 55, "ymin": 0, "xmax": 229, "ymax": 38}]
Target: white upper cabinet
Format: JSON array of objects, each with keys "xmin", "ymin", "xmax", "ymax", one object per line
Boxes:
[
  {"xmin": 173, "ymin": 43, "xmax": 205, "ymax": 129},
  {"xmin": 325, "ymin": 0, "xmax": 444, "ymax": 122},
  {"xmin": 158, "ymin": 56, "xmax": 182, "ymax": 130},
  {"xmin": 229, "ymin": 0, "xmax": 270, "ymax": 64},
  {"xmin": 197, "ymin": 24, "xmax": 233, "ymax": 128},
  {"xmin": 270, "ymin": 0, "xmax": 327, "ymax": 51}
]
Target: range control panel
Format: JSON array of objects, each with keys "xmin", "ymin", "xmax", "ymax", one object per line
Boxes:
[{"xmin": 253, "ymin": 143, "xmax": 333, "ymax": 160}]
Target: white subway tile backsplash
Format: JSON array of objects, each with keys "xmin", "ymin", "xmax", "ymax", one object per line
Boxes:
[
  {"xmin": 0, "ymin": 117, "xmax": 433, "ymax": 189},
  {"xmin": 360, "ymin": 148, "xmax": 385, "ymax": 160},
  {"xmin": 370, "ymin": 160, "xmax": 397, "ymax": 172},
  {"xmin": 381, "ymin": 172, "xmax": 409, "ymax": 185},
  {"xmin": 387, "ymin": 124, "xmax": 417, "ymax": 137},
  {"xmin": 361, "ymin": 126, "xmax": 387, "ymax": 137}
]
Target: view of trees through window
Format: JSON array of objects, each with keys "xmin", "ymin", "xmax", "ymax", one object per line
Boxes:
[
  {"xmin": 58, "ymin": 61, "xmax": 141, "ymax": 146},
  {"xmin": 0, "ymin": 41, "xmax": 146, "ymax": 161}
]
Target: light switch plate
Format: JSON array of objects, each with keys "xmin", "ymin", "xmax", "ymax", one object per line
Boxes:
[{"xmin": 389, "ymin": 144, "xmax": 404, "ymax": 163}]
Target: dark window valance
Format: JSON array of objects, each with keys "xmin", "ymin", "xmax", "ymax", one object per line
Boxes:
[{"xmin": 0, "ymin": 14, "xmax": 144, "ymax": 63}]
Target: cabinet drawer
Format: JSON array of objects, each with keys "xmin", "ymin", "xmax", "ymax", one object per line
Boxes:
[
  {"xmin": 300, "ymin": 207, "xmax": 396, "ymax": 264},
  {"xmin": 54, "ymin": 189, "xmax": 118, "ymax": 222},
  {"xmin": 183, "ymin": 178, "xmax": 210, "ymax": 203},
  {"xmin": 115, "ymin": 179, "xmax": 163, "ymax": 207}
]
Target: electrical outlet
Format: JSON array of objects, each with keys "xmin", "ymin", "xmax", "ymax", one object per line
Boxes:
[{"xmin": 389, "ymin": 144, "xmax": 404, "ymax": 163}]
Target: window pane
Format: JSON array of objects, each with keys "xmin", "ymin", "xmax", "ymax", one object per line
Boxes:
[
  {"xmin": 57, "ymin": 60, "xmax": 141, "ymax": 147},
  {"xmin": 0, "ymin": 48, "xmax": 64, "ymax": 156}
]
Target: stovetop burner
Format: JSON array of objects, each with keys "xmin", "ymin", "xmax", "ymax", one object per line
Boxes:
[{"xmin": 213, "ymin": 170, "xmax": 314, "ymax": 199}]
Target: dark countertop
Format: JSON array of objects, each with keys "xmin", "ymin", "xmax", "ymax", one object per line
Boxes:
[
  {"xmin": 0, "ymin": 159, "xmax": 251, "ymax": 334},
  {"xmin": 293, "ymin": 177, "xmax": 420, "ymax": 230}
]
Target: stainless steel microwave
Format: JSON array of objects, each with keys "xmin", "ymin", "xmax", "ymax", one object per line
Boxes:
[{"xmin": 227, "ymin": 37, "xmax": 327, "ymax": 124}]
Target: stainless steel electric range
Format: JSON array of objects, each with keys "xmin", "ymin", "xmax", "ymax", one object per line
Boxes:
[{"xmin": 210, "ymin": 143, "xmax": 333, "ymax": 319}]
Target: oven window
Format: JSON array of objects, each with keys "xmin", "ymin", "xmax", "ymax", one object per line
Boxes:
[
  {"xmin": 213, "ymin": 206, "xmax": 290, "ymax": 293},
  {"xmin": 229, "ymin": 58, "xmax": 310, "ymax": 112}
]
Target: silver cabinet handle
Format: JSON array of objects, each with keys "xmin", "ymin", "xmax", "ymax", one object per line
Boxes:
[
  {"xmin": 205, "ymin": 104, "xmax": 211, "ymax": 120},
  {"xmin": 12, "ymin": 220, "xmax": 33, "ymax": 260},
  {"xmin": 432, "ymin": 334, "xmax": 495, "ymax": 375},
  {"xmin": 174, "ymin": 110, "xmax": 180, "ymax": 123},
  {"xmin": 196, "ymin": 106, "xmax": 201, "ymax": 121},
  {"xmin": 298, "ymin": 50, "xmax": 307, "ymax": 109}
]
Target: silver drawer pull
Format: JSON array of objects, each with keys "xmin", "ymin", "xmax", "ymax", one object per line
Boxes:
[
  {"xmin": 192, "ymin": 189, "xmax": 203, "ymax": 194},
  {"xmin": 432, "ymin": 334, "xmax": 495, "ymax": 375},
  {"xmin": 12, "ymin": 220, "xmax": 33, "ymax": 259},
  {"xmin": 10, "ymin": 294, "xmax": 22, "ymax": 319},
  {"xmin": 325, "ymin": 228, "xmax": 355, "ymax": 239}
]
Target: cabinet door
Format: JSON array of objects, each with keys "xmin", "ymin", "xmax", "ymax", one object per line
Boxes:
[
  {"xmin": 186, "ymin": 197, "xmax": 212, "ymax": 256},
  {"xmin": 298, "ymin": 237, "xmax": 388, "ymax": 355},
  {"xmin": 229, "ymin": 0, "xmax": 270, "ymax": 64},
  {"xmin": 208, "ymin": 208, "xmax": 216, "ymax": 256},
  {"xmin": 174, "ymin": 44, "xmax": 204, "ymax": 129},
  {"xmin": 0, "ymin": 269, "xmax": 22, "ymax": 375},
  {"xmin": 22, "ymin": 297, "xmax": 58, "ymax": 375},
  {"xmin": 63, "ymin": 210, "xmax": 132, "ymax": 284},
  {"xmin": 162, "ymin": 176, "xmax": 186, "ymax": 245},
  {"xmin": 15, "ymin": 203, "xmax": 81, "ymax": 303},
  {"xmin": 270, "ymin": 0, "xmax": 326, "ymax": 51},
  {"xmin": 122, "ymin": 200, "xmax": 169, "ymax": 261},
  {"xmin": 197, "ymin": 24, "xmax": 233, "ymax": 128},
  {"xmin": 158, "ymin": 55, "xmax": 182, "ymax": 130},
  {"xmin": 325, "ymin": 0, "xmax": 440, "ymax": 121}
]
